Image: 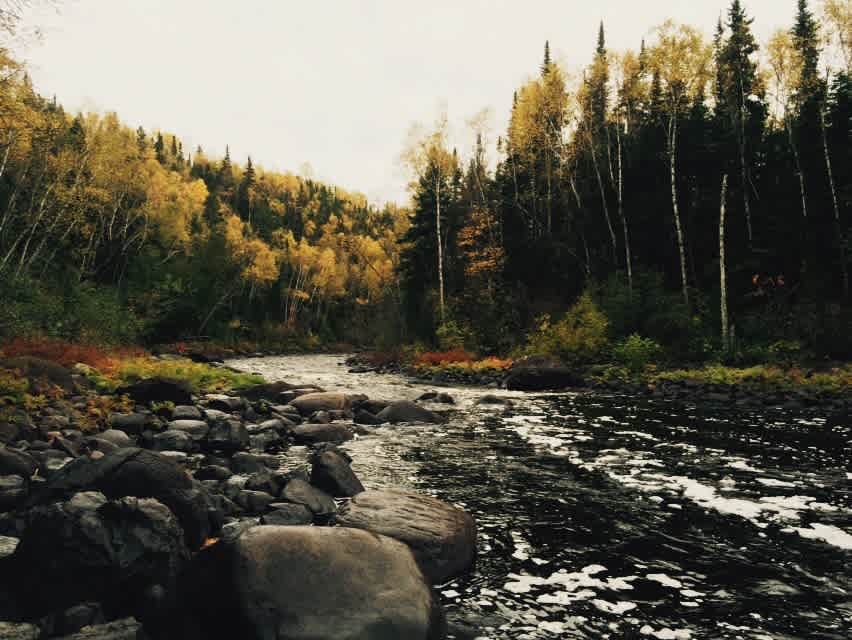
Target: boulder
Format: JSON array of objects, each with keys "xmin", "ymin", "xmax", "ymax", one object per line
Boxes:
[
  {"xmin": 151, "ymin": 430, "xmax": 193, "ymax": 453},
  {"xmin": 354, "ymin": 409, "xmax": 385, "ymax": 425},
  {"xmin": 0, "ymin": 475, "xmax": 27, "ymax": 511},
  {"xmin": 114, "ymin": 378, "xmax": 193, "ymax": 405},
  {"xmin": 203, "ymin": 394, "xmax": 245, "ymax": 413},
  {"xmin": 205, "ymin": 419, "xmax": 249, "ymax": 453},
  {"xmin": 195, "ymin": 465, "xmax": 232, "ymax": 482},
  {"xmin": 0, "ymin": 448, "xmax": 37, "ymax": 478},
  {"xmin": 230, "ymin": 452, "xmax": 277, "ymax": 475},
  {"xmin": 109, "ymin": 413, "xmax": 154, "ymax": 436},
  {"xmin": 234, "ymin": 490, "xmax": 275, "ymax": 514},
  {"xmin": 475, "ymin": 394, "xmax": 513, "ymax": 407},
  {"xmin": 504, "ymin": 366, "xmax": 586, "ymax": 391},
  {"xmin": 336, "ymin": 489, "xmax": 476, "ymax": 584},
  {"xmin": 167, "ymin": 420, "xmax": 209, "ymax": 442},
  {"xmin": 3, "ymin": 492, "xmax": 188, "ymax": 621},
  {"xmin": 417, "ymin": 391, "xmax": 455, "ymax": 405},
  {"xmin": 376, "ymin": 401, "xmax": 446, "ymax": 425},
  {"xmin": 56, "ymin": 617, "xmax": 144, "ymax": 639},
  {"xmin": 260, "ymin": 503, "xmax": 313, "ymax": 526},
  {"xmin": 237, "ymin": 382, "xmax": 297, "ymax": 402},
  {"xmin": 290, "ymin": 392, "xmax": 351, "ymax": 416},
  {"xmin": 174, "ymin": 526, "xmax": 445, "ymax": 640},
  {"xmin": 280, "ymin": 478, "xmax": 336, "ymax": 517},
  {"xmin": 291, "ymin": 423, "xmax": 353, "ymax": 445},
  {"xmin": 0, "ymin": 536, "xmax": 19, "ymax": 560},
  {"xmin": 170, "ymin": 405, "xmax": 202, "ymax": 421},
  {"xmin": 37, "ymin": 449, "xmax": 217, "ymax": 549},
  {"xmin": 357, "ymin": 399, "xmax": 390, "ymax": 415},
  {"xmin": 0, "ymin": 622, "xmax": 39, "ymax": 639},
  {"xmin": 97, "ymin": 429, "xmax": 132, "ymax": 448},
  {"xmin": 310, "ymin": 448, "xmax": 364, "ymax": 497}
]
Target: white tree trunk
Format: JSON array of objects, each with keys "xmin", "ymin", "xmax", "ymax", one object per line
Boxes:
[
  {"xmin": 719, "ymin": 174, "xmax": 729, "ymax": 351},
  {"xmin": 669, "ymin": 115, "xmax": 689, "ymax": 308},
  {"xmin": 588, "ymin": 130, "xmax": 617, "ymax": 261},
  {"xmin": 435, "ymin": 177, "xmax": 445, "ymax": 323},
  {"xmin": 821, "ymin": 107, "xmax": 848, "ymax": 299},
  {"xmin": 616, "ymin": 121, "xmax": 632, "ymax": 295}
]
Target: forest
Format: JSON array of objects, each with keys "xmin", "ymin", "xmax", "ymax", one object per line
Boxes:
[{"xmin": 1, "ymin": 0, "xmax": 851, "ymax": 370}]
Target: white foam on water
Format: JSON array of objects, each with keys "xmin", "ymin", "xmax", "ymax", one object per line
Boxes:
[
  {"xmin": 640, "ymin": 626, "xmax": 693, "ymax": 639},
  {"xmin": 592, "ymin": 599, "xmax": 637, "ymax": 615},
  {"xmin": 646, "ymin": 573, "xmax": 683, "ymax": 588},
  {"xmin": 756, "ymin": 478, "xmax": 798, "ymax": 487},
  {"xmin": 789, "ymin": 523, "xmax": 852, "ymax": 550}
]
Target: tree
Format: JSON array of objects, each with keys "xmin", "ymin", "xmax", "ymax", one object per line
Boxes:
[{"xmin": 648, "ymin": 20, "xmax": 712, "ymax": 306}]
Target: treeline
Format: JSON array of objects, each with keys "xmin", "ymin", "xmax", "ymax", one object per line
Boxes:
[
  {"xmin": 400, "ymin": 0, "xmax": 852, "ymax": 361},
  {"xmin": 0, "ymin": 49, "xmax": 407, "ymax": 347}
]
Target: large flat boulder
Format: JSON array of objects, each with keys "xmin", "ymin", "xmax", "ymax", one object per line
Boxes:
[
  {"xmin": 376, "ymin": 401, "xmax": 445, "ymax": 424},
  {"xmin": 290, "ymin": 392, "xmax": 351, "ymax": 416},
  {"xmin": 175, "ymin": 526, "xmax": 445, "ymax": 640},
  {"xmin": 336, "ymin": 490, "xmax": 476, "ymax": 584},
  {"xmin": 114, "ymin": 378, "xmax": 193, "ymax": 405},
  {"xmin": 291, "ymin": 423, "xmax": 353, "ymax": 445},
  {"xmin": 504, "ymin": 366, "xmax": 586, "ymax": 391}
]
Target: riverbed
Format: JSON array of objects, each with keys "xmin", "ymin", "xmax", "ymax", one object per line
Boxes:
[{"xmin": 228, "ymin": 354, "xmax": 851, "ymax": 640}]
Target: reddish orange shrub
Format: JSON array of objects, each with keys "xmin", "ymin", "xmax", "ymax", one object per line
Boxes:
[
  {"xmin": 0, "ymin": 336, "xmax": 146, "ymax": 373},
  {"xmin": 414, "ymin": 349, "xmax": 475, "ymax": 367}
]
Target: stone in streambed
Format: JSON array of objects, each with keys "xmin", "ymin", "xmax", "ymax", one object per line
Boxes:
[
  {"xmin": 174, "ymin": 525, "xmax": 445, "ymax": 640},
  {"xmin": 280, "ymin": 478, "xmax": 336, "ymax": 517},
  {"xmin": 291, "ymin": 423, "xmax": 353, "ymax": 445},
  {"xmin": 310, "ymin": 447, "xmax": 364, "ymax": 497},
  {"xmin": 290, "ymin": 392, "xmax": 351, "ymax": 416},
  {"xmin": 336, "ymin": 489, "xmax": 476, "ymax": 584},
  {"xmin": 376, "ymin": 401, "xmax": 446, "ymax": 424}
]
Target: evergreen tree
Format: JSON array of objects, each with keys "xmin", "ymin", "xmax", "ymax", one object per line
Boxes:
[
  {"xmin": 541, "ymin": 40, "xmax": 552, "ymax": 76},
  {"xmin": 154, "ymin": 132, "xmax": 166, "ymax": 164}
]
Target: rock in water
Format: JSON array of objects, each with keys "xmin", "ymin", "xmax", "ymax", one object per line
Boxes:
[
  {"xmin": 175, "ymin": 526, "xmax": 445, "ymax": 640},
  {"xmin": 310, "ymin": 448, "xmax": 364, "ymax": 497},
  {"xmin": 290, "ymin": 392, "xmax": 351, "ymax": 416},
  {"xmin": 291, "ymin": 423, "xmax": 353, "ymax": 445},
  {"xmin": 336, "ymin": 489, "xmax": 476, "ymax": 583},
  {"xmin": 376, "ymin": 401, "xmax": 446, "ymax": 424}
]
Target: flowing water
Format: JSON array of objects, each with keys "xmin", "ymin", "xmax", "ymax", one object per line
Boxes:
[{"xmin": 228, "ymin": 354, "xmax": 852, "ymax": 640}]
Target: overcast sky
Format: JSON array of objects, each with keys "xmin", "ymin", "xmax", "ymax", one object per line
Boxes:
[{"xmin": 17, "ymin": 0, "xmax": 794, "ymax": 205}]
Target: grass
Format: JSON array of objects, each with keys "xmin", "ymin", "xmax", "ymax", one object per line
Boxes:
[{"xmin": 650, "ymin": 363, "xmax": 852, "ymax": 394}]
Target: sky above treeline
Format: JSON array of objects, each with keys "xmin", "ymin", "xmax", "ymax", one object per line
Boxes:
[{"xmin": 17, "ymin": 0, "xmax": 793, "ymax": 205}]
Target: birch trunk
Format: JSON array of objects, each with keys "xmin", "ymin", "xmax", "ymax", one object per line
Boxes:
[
  {"xmin": 616, "ymin": 121, "xmax": 632, "ymax": 295},
  {"xmin": 588, "ymin": 131, "xmax": 617, "ymax": 261},
  {"xmin": 719, "ymin": 174, "xmax": 729, "ymax": 351},
  {"xmin": 435, "ymin": 177, "xmax": 445, "ymax": 323},
  {"xmin": 820, "ymin": 107, "xmax": 848, "ymax": 299},
  {"xmin": 669, "ymin": 115, "xmax": 689, "ymax": 308}
]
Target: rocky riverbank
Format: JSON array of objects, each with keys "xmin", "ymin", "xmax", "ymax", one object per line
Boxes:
[{"xmin": 0, "ymin": 359, "xmax": 476, "ymax": 639}]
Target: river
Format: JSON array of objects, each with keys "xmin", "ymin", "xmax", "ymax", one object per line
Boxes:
[{"xmin": 227, "ymin": 353, "xmax": 851, "ymax": 640}]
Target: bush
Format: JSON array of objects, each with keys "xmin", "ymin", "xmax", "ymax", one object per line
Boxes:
[
  {"xmin": 414, "ymin": 349, "xmax": 475, "ymax": 367},
  {"xmin": 435, "ymin": 319, "xmax": 474, "ymax": 352},
  {"xmin": 523, "ymin": 293, "xmax": 609, "ymax": 365},
  {"xmin": 0, "ymin": 336, "xmax": 145, "ymax": 371},
  {"xmin": 612, "ymin": 334, "xmax": 663, "ymax": 372},
  {"xmin": 0, "ymin": 368, "xmax": 29, "ymax": 405}
]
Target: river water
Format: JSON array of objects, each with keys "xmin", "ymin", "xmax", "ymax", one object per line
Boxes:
[{"xmin": 227, "ymin": 354, "xmax": 851, "ymax": 640}]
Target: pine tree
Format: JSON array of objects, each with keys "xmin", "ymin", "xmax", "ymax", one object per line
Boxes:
[
  {"xmin": 541, "ymin": 40, "xmax": 552, "ymax": 76},
  {"xmin": 136, "ymin": 126, "xmax": 147, "ymax": 153},
  {"xmin": 792, "ymin": 0, "xmax": 822, "ymax": 112},
  {"xmin": 590, "ymin": 22, "xmax": 609, "ymax": 132},
  {"xmin": 154, "ymin": 132, "xmax": 165, "ymax": 164}
]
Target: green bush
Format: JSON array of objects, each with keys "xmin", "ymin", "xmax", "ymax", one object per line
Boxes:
[
  {"xmin": 436, "ymin": 319, "xmax": 473, "ymax": 352},
  {"xmin": 523, "ymin": 292, "xmax": 609, "ymax": 364},
  {"xmin": 612, "ymin": 334, "xmax": 663, "ymax": 372}
]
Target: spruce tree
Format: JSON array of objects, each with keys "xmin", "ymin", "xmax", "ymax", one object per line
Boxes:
[{"xmin": 541, "ymin": 40, "xmax": 552, "ymax": 76}]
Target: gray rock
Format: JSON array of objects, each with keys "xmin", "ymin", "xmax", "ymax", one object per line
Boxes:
[
  {"xmin": 337, "ymin": 489, "xmax": 476, "ymax": 583},
  {"xmin": 377, "ymin": 401, "xmax": 446, "ymax": 424},
  {"xmin": 310, "ymin": 448, "xmax": 364, "ymax": 497},
  {"xmin": 151, "ymin": 430, "xmax": 193, "ymax": 453},
  {"xmin": 195, "ymin": 465, "xmax": 232, "ymax": 482},
  {"xmin": 0, "ymin": 534, "xmax": 19, "ymax": 559},
  {"xmin": 206, "ymin": 419, "xmax": 249, "ymax": 453},
  {"xmin": 204, "ymin": 394, "xmax": 246, "ymax": 413},
  {"xmin": 55, "ymin": 617, "xmax": 144, "ymax": 639},
  {"xmin": 230, "ymin": 452, "xmax": 277, "ymax": 475},
  {"xmin": 167, "ymin": 420, "xmax": 209, "ymax": 441},
  {"xmin": 171, "ymin": 405, "xmax": 202, "ymax": 421},
  {"xmin": 0, "ymin": 622, "xmax": 39, "ymax": 639},
  {"xmin": 260, "ymin": 503, "xmax": 313, "ymax": 526},
  {"xmin": 290, "ymin": 392, "xmax": 351, "ymax": 416},
  {"xmin": 0, "ymin": 474, "xmax": 27, "ymax": 511},
  {"xmin": 0, "ymin": 447, "xmax": 37, "ymax": 478},
  {"xmin": 235, "ymin": 490, "xmax": 274, "ymax": 514},
  {"xmin": 291, "ymin": 423, "xmax": 353, "ymax": 445},
  {"xmin": 281, "ymin": 478, "xmax": 336, "ymax": 517},
  {"xmin": 97, "ymin": 429, "xmax": 132, "ymax": 448},
  {"xmin": 114, "ymin": 377, "xmax": 192, "ymax": 405},
  {"xmin": 353, "ymin": 408, "xmax": 385, "ymax": 425},
  {"xmin": 176, "ymin": 526, "xmax": 444, "ymax": 640},
  {"xmin": 108, "ymin": 413, "xmax": 151, "ymax": 435}
]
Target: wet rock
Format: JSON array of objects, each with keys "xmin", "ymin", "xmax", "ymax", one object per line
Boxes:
[
  {"xmin": 230, "ymin": 452, "xmax": 278, "ymax": 475},
  {"xmin": 109, "ymin": 413, "xmax": 153, "ymax": 436},
  {"xmin": 0, "ymin": 622, "xmax": 39, "ymax": 639},
  {"xmin": 195, "ymin": 465, "xmax": 232, "ymax": 482},
  {"xmin": 234, "ymin": 490, "xmax": 274, "ymax": 514},
  {"xmin": 170, "ymin": 405, "xmax": 202, "ymax": 421},
  {"xmin": 55, "ymin": 617, "xmax": 145, "ymax": 639},
  {"xmin": 220, "ymin": 518, "xmax": 259, "ymax": 541},
  {"xmin": 417, "ymin": 391, "xmax": 455, "ymax": 404},
  {"xmin": 0, "ymin": 448, "xmax": 37, "ymax": 478},
  {"xmin": 475, "ymin": 394, "xmax": 513, "ymax": 407},
  {"xmin": 290, "ymin": 392, "xmax": 351, "ymax": 416},
  {"xmin": 357, "ymin": 399, "xmax": 389, "ymax": 415},
  {"xmin": 115, "ymin": 377, "xmax": 193, "ymax": 405},
  {"xmin": 377, "ymin": 401, "xmax": 446, "ymax": 424},
  {"xmin": 260, "ymin": 503, "xmax": 313, "ymax": 526},
  {"xmin": 0, "ymin": 535, "xmax": 19, "ymax": 559},
  {"xmin": 310, "ymin": 410, "xmax": 333, "ymax": 424},
  {"xmin": 337, "ymin": 489, "xmax": 476, "ymax": 583},
  {"xmin": 203, "ymin": 394, "xmax": 245, "ymax": 413},
  {"xmin": 291, "ymin": 423, "xmax": 354, "ymax": 445},
  {"xmin": 245, "ymin": 470, "xmax": 286, "ymax": 497},
  {"xmin": 0, "ymin": 421, "xmax": 21, "ymax": 445},
  {"xmin": 43, "ymin": 602, "xmax": 105, "ymax": 637},
  {"xmin": 97, "ymin": 429, "xmax": 132, "ymax": 448},
  {"xmin": 354, "ymin": 408, "xmax": 385, "ymax": 425},
  {"xmin": 175, "ymin": 526, "xmax": 444, "ymax": 640},
  {"xmin": 0, "ymin": 475, "xmax": 27, "ymax": 511},
  {"xmin": 167, "ymin": 420, "xmax": 209, "ymax": 442},
  {"xmin": 237, "ymin": 381, "xmax": 296, "ymax": 402},
  {"xmin": 4, "ymin": 492, "xmax": 188, "ymax": 621},
  {"xmin": 205, "ymin": 419, "xmax": 249, "ymax": 453},
  {"xmin": 310, "ymin": 448, "xmax": 364, "ymax": 497},
  {"xmin": 151, "ymin": 430, "xmax": 193, "ymax": 453},
  {"xmin": 280, "ymin": 478, "xmax": 336, "ymax": 517}
]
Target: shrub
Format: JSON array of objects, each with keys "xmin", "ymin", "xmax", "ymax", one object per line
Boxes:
[
  {"xmin": 435, "ymin": 319, "xmax": 473, "ymax": 352},
  {"xmin": 523, "ymin": 293, "xmax": 609, "ymax": 365},
  {"xmin": 414, "ymin": 349, "xmax": 475, "ymax": 367},
  {"xmin": 0, "ymin": 336, "xmax": 146, "ymax": 372},
  {"xmin": 0, "ymin": 368, "xmax": 29, "ymax": 405},
  {"xmin": 612, "ymin": 334, "xmax": 663, "ymax": 372}
]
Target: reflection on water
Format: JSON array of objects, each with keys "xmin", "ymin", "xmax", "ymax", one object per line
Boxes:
[{"xmin": 229, "ymin": 354, "xmax": 852, "ymax": 640}]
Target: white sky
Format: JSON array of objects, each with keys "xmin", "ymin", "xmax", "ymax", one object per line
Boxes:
[{"xmin": 16, "ymin": 0, "xmax": 794, "ymax": 205}]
